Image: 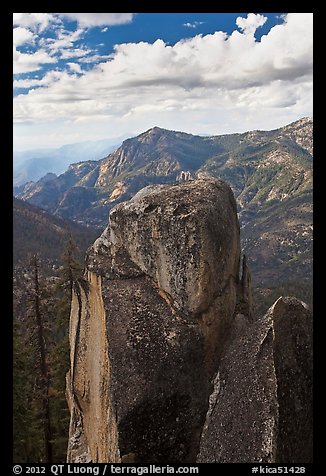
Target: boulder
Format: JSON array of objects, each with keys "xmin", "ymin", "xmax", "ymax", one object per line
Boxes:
[
  {"xmin": 67, "ymin": 177, "xmax": 241, "ymax": 462},
  {"xmin": 197, "ymin": 297, "xmax": 313, "ymax": 463}
]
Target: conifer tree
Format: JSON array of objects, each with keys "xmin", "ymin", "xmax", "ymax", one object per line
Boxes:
[
  {"xmin": 49, "ymin": 233, "xmax": 83, "ymax": 461},
  {"xmin": 13, "ymin": 318, "xmax": 43, "ymax": 462},
  {"xmin": 14, "ymin": 235, "xmax": 84, "ymax": 463},
  {"xmin": 31, "ymin": 254, "xmax": 53, "ymax": 463},
  {"xmin": 58, "ymin": 232, "xmax": 82, "ymax": 300}
]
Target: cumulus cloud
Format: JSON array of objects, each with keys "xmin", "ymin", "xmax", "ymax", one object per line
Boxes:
[
  {"xmin": 14, "ymin": 70, "xmax": 65, "ymax": 89},
  {"xmin": 13, "ymin": 47, "xmax": 57, "ymax": 74},
  {"xmin": 13, "ymin": 15, "xmax": 88, "ymax": 74},
  {"xmin": 13, "ymin": 13, "xmax": 57, "ymax": 32},
  {"xmin": 59, "ymin": 13, "xmax": 134, "ymax": 27},
  {"xmin": 13, "ymin": 12, "xmax": 134, "ymax": 34},
  {"xmin": 13, "ymin": 27, "xmax": 35, "ymax": 47},
  {"xmin": 13, "ymin": 13, "xmax": 134, "ymax": 77},
  {"xmin": 236, "ymin": 13, "xmax": 267, "ymax": 35},
  {"xmin": 13, "ymin": 13, "xmax": 313, "ymax": 142},
  {"xmin": 67, "ymin": 62, "xmax": 83, "ymax": 74}
]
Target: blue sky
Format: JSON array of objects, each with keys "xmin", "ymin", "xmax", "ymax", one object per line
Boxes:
[{"xmin": 13, "ymin": 13, "xmax": 313, "ymax": 151}]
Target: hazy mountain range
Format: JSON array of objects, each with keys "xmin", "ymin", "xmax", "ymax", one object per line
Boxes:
[
  {"xmin": 14, "ymin": 117, "xmax": 313, "ymax": 308},
  {"xmin": 13, "ymin": 137, "xmax": 124, "ymax": 187}
]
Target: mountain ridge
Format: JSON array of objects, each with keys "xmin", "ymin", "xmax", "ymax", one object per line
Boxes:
[
  {"xmin": 14, "ymin": 117, "xmax": 313, "ymax": 308},
  {"xmin": 15, "ymin": 117, "xmax": 312, "ymax": 211},
  {"xmin": 13, "ymin": 138, "xmax": 123, "ymax": 187},
  {"xmin": 13, "ymin": 197, "xmax": 99, "ymax": 266}
]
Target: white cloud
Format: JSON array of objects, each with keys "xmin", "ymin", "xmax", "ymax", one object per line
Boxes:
[
  {"xmin": 13, "ymin": 12, "xmax": 134, "ymax": 32},
  {"xmin": 79, "ymin": 54, "xmax": 111, "ymax": 63},
  {"xmin": 45, "ymin": 28, "xmax": 85, "ymax": 52},
  {"xmin": 183, "ymin": 23, "xmax": 196, "ymax": 29},
  {"xmin": 58, "ymin": 48, "xmax": 92, "ymax": 60},
  {"xmin": 13, "ymin": 27, "xmax": 35, "ymax": 47},
  {"xmin": 13, "ymin": 13, "xmax": 57, "ymax": 32},
  {"xmin": 67, "ymin": 62, "xmax": 83, "ymax": 74},
  {"xmin": 236, "ymin": 13, "xmax": 267, "ymax": 35},
  {"xmin": 59, "ymin": 13, "xmax": 134, "ymax": 27},
  {"xmin": 40, "ymin": 27, "xmax": 95, "ymax": 60},
  {"xmin": 14, "ymin": 70, "xmax": 64, "ymax": 89},
  {"xmin": 13, "ymin": 14, "xmax": 104, "ymax": 72},
  {"xmin": 13, "ymin": 46, "xmax": 57, "ymax": 74},
  {"xmin": 183, "ymin": 21, "xmax": 204, "ymax": 29},
  {"xmin": 13, "ymin": 13, "xmax": 313, "ymax": 148},
  {"xmin": 13, "ymin": 15, "xmax": 87, "ymax": 74}
]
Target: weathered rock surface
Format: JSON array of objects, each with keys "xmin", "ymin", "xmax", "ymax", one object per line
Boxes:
[
  {"xmin": 66, "ymin": 176, "xmax": 312, "ymax": 463},
  {"xmin": 66, "ymin": 272, "xmax": 119, "ymax": 463},
  {"xmin": 67, "ymin": 177, "xmax": 242, "ymax": 462},
  {"xmin": 197, "ymin": 297, "xmax": 313, "ymax": 463}
]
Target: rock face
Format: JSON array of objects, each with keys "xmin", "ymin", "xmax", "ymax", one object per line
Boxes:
[
  {"xmin": 66, "ymin": 272, "xmax": 119, "ymax": 463},
  {"xmin": 197, "ymin": 297, "xmax": 313, "ymax": 463},
  {"xmin": 66, "ymin": 177, "xmax": 242, "ymax": 462},
  {"xmin": 66, "ymin": 176, "xmax": 312, "ymax": 463}
]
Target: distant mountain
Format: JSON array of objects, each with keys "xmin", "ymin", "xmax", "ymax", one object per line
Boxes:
[
  {"xmin": 13, "ymin": 138, "xmax": 123, "ymax": 187},
  {"xmin": 13, "ymin": 197, "xmax": 99, "ymax": 266},
  {"xmin": 15, "ymin": 118, "xmax": 313, "ymax": 307}
]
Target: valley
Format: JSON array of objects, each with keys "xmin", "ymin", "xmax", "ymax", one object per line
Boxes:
[{"xmin": 14, "ymin": 117, "xmax": 313, "ymax": 313}]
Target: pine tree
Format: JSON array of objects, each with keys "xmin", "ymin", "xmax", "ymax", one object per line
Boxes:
[
  {"xmin": 13, "ymin": 236, "xmax": 83, "ymax": 463},
  {"xmin": 49, "ymin": 233, "xmax": 83, "ymax": 461},
  {"xmin": 58, "ymin": 232, "xmax": 82, "ymax": 299},
  {"xmin": 48, "ymin": 290, "xmax": 71, "ymax": 463},
  {"xmin": 13, "ymin": 318, "xmax": 43, "ymax": 462},
  {"xmin": 30, "ymin": 254, "xmax": 53, "ymax": 463}
]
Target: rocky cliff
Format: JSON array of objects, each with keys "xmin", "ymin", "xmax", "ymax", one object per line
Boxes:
[{"xmin": 66, "ymin": 176, "xmax": 312, "ymax": 463}]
